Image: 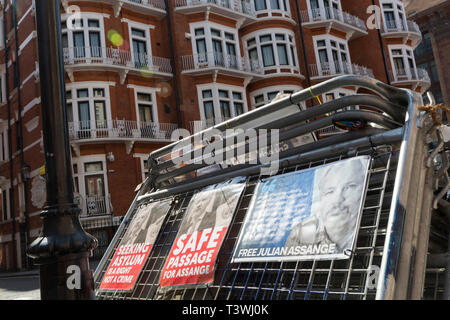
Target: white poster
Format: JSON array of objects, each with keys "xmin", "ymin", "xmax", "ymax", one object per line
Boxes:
[{"xmin": 233, "ymin": 156, "xmax": 371, "ymax": 263}]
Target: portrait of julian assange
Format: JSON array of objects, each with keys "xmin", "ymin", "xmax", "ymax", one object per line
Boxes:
[
  {"xmin": 121, "ymin": 201, "xmax": 171, "ymax": 246},
  {"xmin": 285, "ymin": 157, "xmax": 369, "ymax": 252},
  {"xmin": 177, "ymin": 182, "xmax": 244, "ymax": 236}
]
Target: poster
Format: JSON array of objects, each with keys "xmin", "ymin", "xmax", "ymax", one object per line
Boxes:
[
  {"xmin": 232, "ymin": 156, "xmax": 371, "ymax": 263},
  {"xmin": 159, "ymin": 177, "xmax": 246, "ymax": 289},
  {"xmin": 99, "ymin": 200, "xmax": 172, "ymax": 291}
]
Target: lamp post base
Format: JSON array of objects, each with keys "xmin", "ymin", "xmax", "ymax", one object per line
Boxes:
[
  {"xmin": 37, "ymin": 252, "xmax": 96, "ymax": 300},
  {"xmin": 28, "ymin": 205, "xmax": 98, "ymax": 300}
]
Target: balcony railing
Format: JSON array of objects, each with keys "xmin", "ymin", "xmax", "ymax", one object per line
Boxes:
[
  {"xmin": 190, "ymin": 118, "xmax": 218, "ymax": 133},
  {"xmin": 389, "ymin": 67, "xmax": 431, "ymax": 84},
  {"xmin": 310, "ymin": 62, "xmax": 374, "ymax": 79},
  {"xmin": 69, "ymin": 120, "xmax": 178, "ymax": 142},
  {"xmin": 383, "ymin": 19, "xmax": 421, "ymax": 35},
  {"xmin": 181, "ymin": 51, "xmax": 263, "ymax": 75},
  {"xmin": 126, "ymin": 0, "xmax": 166, "ymax": 10},
  {"xmin": 175, "ymin": 0, "xmax": 255, "ymax": 16},
  {"xmin": 77, "ymin": 194, "xmax": 111, "ymax": 217},
  {"xmin": 300, "ymin": 7, "xmax": 367, "ymax": 32},
  {"xmin": 63, "ymin": 47, "xmax": 172, "ymax": 74}
]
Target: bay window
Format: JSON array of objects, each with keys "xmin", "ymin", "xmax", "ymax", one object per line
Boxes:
[
  {"xmin": 390, "ymin": 46, "xmax": 418, "ymax": 80},
  {"xmin": 66, "ymin": 84, "xmax": 112, "ymax": 139},
  {"xmin": 381, "ymin": 1, "xmax": 407, "ymax": 32},
  {"xmin": 198, "ymin": 85, "xmax": 248, "ymax": 125},
  {"xmin": 190, "ymin": 23, "xmax": 239, "ymax": 69},
  {"xmin": 245, "ymin": 29, "xmax": 298, "ymax": 73},
  {"xmin": 62, "ymin": 14, "xmax": 105, "ymax": 60},
  {"xmin": 314, "ymin": 35, "xmax": 350, "ymax": 76}
]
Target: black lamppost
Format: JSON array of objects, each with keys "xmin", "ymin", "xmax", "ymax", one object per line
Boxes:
[{"xmin": 27, "ymin": 0, "xmax": 98, "ymax": 300}]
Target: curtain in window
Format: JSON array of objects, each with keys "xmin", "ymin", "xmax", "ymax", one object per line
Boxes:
[{"xmin": 261, "ymin": 45, "xmax": 275, "ymax": 67}]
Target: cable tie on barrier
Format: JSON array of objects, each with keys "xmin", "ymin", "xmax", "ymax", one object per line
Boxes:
[
  {"xmin": 418, "ymin": 104, "xmax": 450, "ymax": 126},
  {"xmin": 309, "ymin": 86, "xmax": 322, "ymax": 105},
  {"xmin": 343, "ymin": 248, "xmax": 354, "ymax": 257}
]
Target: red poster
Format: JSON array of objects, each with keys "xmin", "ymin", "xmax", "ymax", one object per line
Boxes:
[
  {"xmin": 160, "ymin": 227, "xmax": 227, "ymax": 287},
  {"xmin": 159, "ymin": 177, "xmax": 246, "ymax": 289},
  {"xmin": 100, "ymin": 200, "xmax": 171, "ymax": 291},
  {"xmin": 100, "ymin": 243, "xmax": 153, "ymax": 291}
]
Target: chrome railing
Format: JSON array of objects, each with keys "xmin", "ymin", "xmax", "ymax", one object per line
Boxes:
[
  {"xmin": 310, "ymin": 62, "xmax": 374, "ymax": 78},
  {"xmin": 175, "ymin": 0, "xmax": 255, "ymax": 16},
  {"xmin": 181, "ymin": 51, "xmax": 262, "ymax": 74},
  {"xmin": 301, "ymin": 7, "xmax": 367, "ymax": 31},
  {"xmin": 68, "ymin": 120, "xmax": 178, "ymax": 141},
  {"xmin": 63, "ymin": 47, "xmax": 172, "ymax": 73}
]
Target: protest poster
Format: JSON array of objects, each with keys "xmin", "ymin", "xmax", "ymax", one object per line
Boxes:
[
  {"xmin": 99, "ymin": 200, "xmax": 172, "ymax": 291},
  {"xmin": 159, "ymin": 177, "xmax": 246, "ymax": 289},
  {"xmin": 232, "ymin": 156, "xmax": 371, "ymax": 263}
]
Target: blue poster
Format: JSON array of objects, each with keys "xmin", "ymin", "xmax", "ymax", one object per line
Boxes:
[{"xmin": 232, "ymin": 156, "xmax": 371, "ymax": 262}]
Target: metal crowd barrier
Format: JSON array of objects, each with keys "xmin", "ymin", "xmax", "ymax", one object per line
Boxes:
[{"xmin": 93, "ymin": 75, "xmax": 449, "ymax": 300}]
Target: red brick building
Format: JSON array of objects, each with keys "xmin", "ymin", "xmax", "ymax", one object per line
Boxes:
[
  {"xmin": 407, "ymin": 0, "xmax": 449, "ymax": 121},
  {"xmin": 0, "ymin": 0, "xmax": 429, "ymax": 271}
]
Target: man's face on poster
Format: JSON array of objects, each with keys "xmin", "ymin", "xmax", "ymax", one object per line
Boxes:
[
  {"xmin": 191, "ymin": 191, "xmax": 212, "ymax": 220},
  {"xmin": 319, "ymin": 160, "xmax": 365, "ymax": 245}
]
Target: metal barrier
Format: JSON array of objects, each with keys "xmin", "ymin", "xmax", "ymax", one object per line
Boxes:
[{"xmin": 93, "ymin": 75, "xmax": 449, "ymax": 300}]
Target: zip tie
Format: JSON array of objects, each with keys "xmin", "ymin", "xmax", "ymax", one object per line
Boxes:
[
  {"xmin": 418, "ymin": 104, "xmax": 450, "ymax": 126},
  {"xmin": 309, "ymin": 86, "xmax": 322, "ymax": 105}
]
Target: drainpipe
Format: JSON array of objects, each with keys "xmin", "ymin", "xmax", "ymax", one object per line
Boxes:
[
  {"xmin": 294, "ymin": 0, "xmax": 312, "ymax": 89},
  {"xmin": 3, "ymin": 0, "xmax": 17, "ymax": 271},
  {"xmin": 372, "ymin": 0, "xmax": 391, "ymax": 85},
  {"xmin": 163, "ymin": 0, "xmax": 183, "ymax": 129},
  {"xmin": 12, "ymin": 0, "xmax": 31, "ymax": 270}
]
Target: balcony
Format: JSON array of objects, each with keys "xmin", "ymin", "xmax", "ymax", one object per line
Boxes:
[
  {"xmin": 190, "ymin": 118, "xmax": 218, "ymax": 133},
  {"xmin": 381, "ymin": 19, "xmax": 422, "ymax": 48},
  {"xmin": 310, "ymin": 62, "xmax": 374, "ymax": 80},
  {"xmin": 63, "ymin": 47, "xmax": 173, "ymax": 83},
  {"xmin": 389, "ymin": 67, "xmax": 431, "ymax": 93},
  {"xmin": 62, "ymin": 0, "xmax": 166, "ymax": 18},
  {"xmin": 76, "ymin": 194, "xmax": 111, "ymax": 218},
  {"xmin": 68, "ymin": 120, "xmax": 178, "ymax": 155},
  {"xmin": 174, "ymin": 0, "xmax": 257, "ymax": 26},
  {"xmin": 181, "ymin": 51, "xmax": 263, "ymax": 79},
  {"xmin": 300, "ymin": 8, "xmax": 367, "ymax": 40}
]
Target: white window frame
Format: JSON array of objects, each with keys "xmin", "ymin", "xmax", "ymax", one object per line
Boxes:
[
  {"xmin": 133, "ymin": 153, "xmax": 150, "ymax": 183},
  {"xmin": 0, "ymin": 187, "xmax": 10, "ymax": 222},
  {"xmin": 61, "ymin": 12, "xmax": 106, "ymax": 60},
  {"xmin": 130, "ymin": 85, "xmax": 160, "ymax": 129},
  {"xmin": 388, "ymin": 44, "xmax": 418, "ymax": 80},
  {"xmin": 0, "ymin": 68, "xmax": 6, "ymax": 104},
  {"xmin": 250, "ymin": 85, "xmax": 304, "ymax": 109},
  {"xmin": 253, "ymin": 0, "xmax": 292, "ymax": 19},
  {"xmin": 243, "ymin": 28, "xmax": 299, "ymax": 75},
  {"xmin": 306, "ymin": 0, "xmax": 342, "ymax": 21},
  {"xmin": 189, "ymin": 21, "xmax": 241, "ymax": 70},
  {"xmin": 380, "ymin": 0, "xmax": 407, "ymax": 32},
  {"xmin": 313, "ymin": 34, "xmax": 351, "ymax": 76},
  {"xmin": 197, "ymin": 83, "xmax": 248, "ymax": 124},
  {"xmin": 66, "ymin": 82, "xmax": 113, "ymax": 135},
  {"xmin": 0, "ymin": 124, "xmax": 8, "ymax": 163},
  {"xmin": 72, "ymin": 155, "xmax": 110, "ymax": 217},
  {"xmin": 127, "ymin": 21, "xmax": 153, "ymax": 68}
]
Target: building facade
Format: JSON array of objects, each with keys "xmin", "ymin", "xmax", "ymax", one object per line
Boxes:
[
  {"xmin": 407, "ymin": 0, "xmax": 449, "ymax": 122},
  {"xmin": 0, "ymin": 0, "xmax": 429, "ymax": 271}
]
